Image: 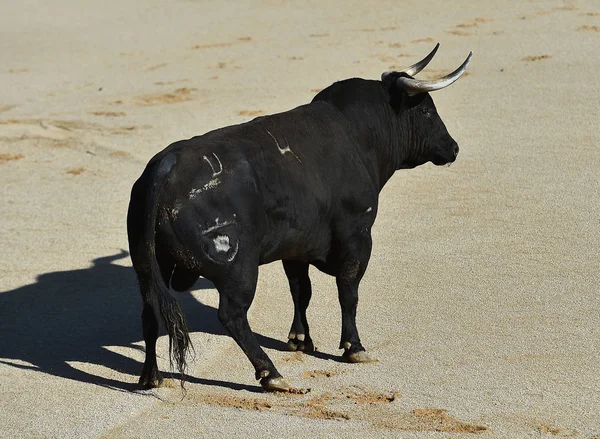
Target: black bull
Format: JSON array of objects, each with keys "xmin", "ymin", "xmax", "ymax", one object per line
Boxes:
[{"xmin": 127, "ymin": 46, "xmax": 471, "ymax": 392}]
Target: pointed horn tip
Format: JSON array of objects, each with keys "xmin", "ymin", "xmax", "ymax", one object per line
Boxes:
[{"xmin": 462, "ymin": 51, "xmax": 473, "ymax": 71}]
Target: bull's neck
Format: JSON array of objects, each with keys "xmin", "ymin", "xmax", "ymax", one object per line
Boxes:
[
  {"xmin": 313, "ymin": 78, "xmax": 407, "ymax": 190},
  {"xmin": 345, "ymin": 104, "xmax": 402, "ymax": 191}
]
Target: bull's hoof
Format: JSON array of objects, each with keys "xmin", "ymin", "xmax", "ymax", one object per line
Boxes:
[
  {"xmin": 260, "ymin": 376, "xmax": 292, "ymax": 392},
  {"xmin": 260, "ymin": 376, "xmax": 309, "ymax": 394},
  {"xmin": 343, "ymin": 350, "xmax": 378, "ymax": 364},
  {"xmin": 287, "ymin": 334, "xmax": 315, "ymax": 352},
  {"xmin": 139, "ymin": 375, "xmax": 164, "ymax": 388}
]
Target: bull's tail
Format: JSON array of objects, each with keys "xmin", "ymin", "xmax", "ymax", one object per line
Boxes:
[
  {"xmin": 134, "ymin": 154, "xmax": 192, "ymax": 385},
  {"xmin": 149, "ymin": 254, "xmax": 192, "ymax": 386}
]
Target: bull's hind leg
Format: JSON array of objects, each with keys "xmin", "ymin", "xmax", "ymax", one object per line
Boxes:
[
  {"xmin": 137, "ymin": 251, "xmax": 174, "ymax": 387},
  {"xmin": 336, "ymin": 233, "xmax": 377, "ymax": 363},
  {"xmin": 139, "ymin": 301, "xmax": 163, "ymax": 387},
  {"xmin": 282, "ymin": 260, "xmax": 315, "ymax": 352},
  {"xmin": 214, "ymin": 263, "xmax": 290, "ymax": 392}
]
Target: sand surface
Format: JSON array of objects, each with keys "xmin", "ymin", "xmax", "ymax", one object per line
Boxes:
[{"xmin": 1, "ymin": 0, "xmax": 599, "ymax": 438}]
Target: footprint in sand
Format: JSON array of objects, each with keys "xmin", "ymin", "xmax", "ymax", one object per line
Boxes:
[
  {"xmin": 579, "ymin": 25, "xmax": 600, "ymax": 32},
  {"xmin": 135, "ymin": 88, "xmax": 197, "ymax": 106},
  {"xmin": 146, "ymin": 63, "xmax": 168, "ymax": 71},
  {"xmin": 534, "ymin": 423, "xmax": 579, "ymax": 437},
  {"xmin": 90, "ymin": 111, "xmax": 126, "ymax": 117},
  {"xmin": 0, "ymin": 104, "xmax": 17, "ymax": 113},
  {"xmin": 0, "ymin": 153, "xmax": 24, "ymax": 163},
  {"xmin": 238, "ymin": 109, "xmax": 265, "ymax": 117},
  {"xmin": 522, "ymin": 55, "xmax": 552, "ymax": 62},
  {"xmin": 301, "ymin": 370, "xmax": 337, "ymax": 379},
  {"xmin": 448, "ymin": 17, "xmax": 494, "ymax": 35},
  {"xmin": 377, "ymin": 408, "xmax": 489, "ymax": 433},
  {"xmin": 446, "ymin": 29, "xmax": 473, "ymax": 36},
  {"xmin": 66, "ymin": 167, "xmax": 85, "ymax": 175},
  {"xmin": 280, "ymin": 352, "xmax": 304, "ymax": 363},
  {"xmin": 109, "ymin": 150, "xmax": 131, "ymax": 157},
  {"xmin": 192, "ymin": 36, "xmax": 253, "ymax": 50},
  {"xmin": 210, "ymin": 62, "xmax": 243, "ymax": 71},
  {"xmin": 411, "ymin": 37, "xmax": 436, "ymax": 44}
]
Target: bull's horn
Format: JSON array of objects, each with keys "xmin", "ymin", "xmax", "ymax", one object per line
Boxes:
[
  {"xmin": 396, "ymin": 51, "xmax": 473, "ymax": 94},
  {"xmin": 381, "ymin": 43, "xmax": 440, "ymax": 81}
]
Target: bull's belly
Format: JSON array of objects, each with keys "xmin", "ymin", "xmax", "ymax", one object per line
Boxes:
[{"xmin": 258, "ymin": 227, "xmax": 332, "ymax": 266}]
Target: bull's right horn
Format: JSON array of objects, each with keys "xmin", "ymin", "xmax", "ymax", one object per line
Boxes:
[{"xmin": 396, "ymin": 51, "xmax": 472, "ymax": 95}]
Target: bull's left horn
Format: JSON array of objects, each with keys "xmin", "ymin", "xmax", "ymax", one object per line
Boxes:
[
  {"xmin": 381, "ymin": 43, "xmax": 440, "ymax": 81},
  {"xmin": 396, "ymin": 51, "xmax": 472, "ymax": 94}
]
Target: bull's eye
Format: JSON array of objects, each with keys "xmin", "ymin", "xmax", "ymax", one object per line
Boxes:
[{"xmin": 420, "ymin": 108, "xmax": 431, "ymax": 116}]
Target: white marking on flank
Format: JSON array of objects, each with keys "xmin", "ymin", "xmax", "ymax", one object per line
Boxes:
[
  {"xmin": 213, "ymin": 235, "xmax": 231, "ymax": 252},
  {"xmin": 226, "ymin": 241, "xmax": 239, "ymax": 262},
  {"xmin": 264, "ymin": 128, "xmax": 302, "ymax": 163},
  {"xmin": 203, "ymin": 152, "xmax": 223, "ymax": 177},
  {"xmin": 188, "ymin": 178, "xmax": 221, "ymax": 199},
  {"xmin": 365, "ymin": 207, "xmax": 372, "ymax": 213},
  {"xmin": 201, "ymin": 217, "xmax": 237, "ymax": 235}
]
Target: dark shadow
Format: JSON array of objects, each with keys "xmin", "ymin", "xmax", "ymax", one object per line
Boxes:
[
  {"xmin": 187, "ymin": 377, "xmax": 263, "ymax": 393},
  {"xmin": 305, "ymin": 350, "xmax": 344, "ymax": 363},
  {"xmin": 0, "ymin": 250, "xmax": 286, "ymax": 393}
]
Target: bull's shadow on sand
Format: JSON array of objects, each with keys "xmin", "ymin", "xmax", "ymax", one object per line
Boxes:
[{"xmin": 0, "ymin": 250, "xmax": 295, "ymax": 393}]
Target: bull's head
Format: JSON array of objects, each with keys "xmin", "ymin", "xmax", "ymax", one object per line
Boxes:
[{"xmin": 382, "ymin": 44, "xmax": 471, "ymax": 168}]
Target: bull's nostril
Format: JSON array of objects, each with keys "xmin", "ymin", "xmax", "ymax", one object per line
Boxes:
[{"xmin": 453, "ymin": 144, "xmax": 459, "ymax": 157}]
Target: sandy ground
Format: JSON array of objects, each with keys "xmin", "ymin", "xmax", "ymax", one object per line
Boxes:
[{"xmin": 1, "ymin": 0, "xmax": 599, "ymax": 437}]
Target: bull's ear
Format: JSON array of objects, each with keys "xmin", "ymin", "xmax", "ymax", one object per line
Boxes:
[
  {"xmin": 387, "ymin": 75, "xmax": 412, "ymax": 111},
  {"xmin": 381, "ymin": 71, "xmax": 399, "ymax": 89},
  {"xmin": 381, "ymin": 71, "xmax": 394, "ymax": 82}
]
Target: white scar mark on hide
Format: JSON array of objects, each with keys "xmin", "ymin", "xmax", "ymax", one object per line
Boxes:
[
  {"xmin": 189, "ymin": 153, "xmax": 224, "ymax": 199},
  {"xmin": 201, "ymin": 217, "xmax": 237, "ymax": 235},
  {"xmin": 226, "ymin": 240, "xmax": 239, "ymax": 261},
  {"xmin": 365, "ymin": 207, "xmax": 373, "ymax": 213},
  {"xmin": 213, "ymin": 234, "xmax": 231, "ymax": 252},
  {"xmin": 210, "ymin": 234, "xmax": 239, "ymax": 262},
  {"xmin": 189, "ymin": 179, "xmax": 221, "ymax": 199},
  {"xmin": 203, "ymin": 152, "xmax": 223, "ymax": 177},
  {"xmin": 171, "ymin": 202, "xmax": 182, "ymax": 218},
  {"xmin": 264, "ymin": 128, "xmax": 302, "ymax": 163}
]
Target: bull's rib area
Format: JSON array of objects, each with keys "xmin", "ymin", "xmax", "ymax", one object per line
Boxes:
[{"xmin": 264, "ymin": 128, "xmax": 302, "ymax": 163}]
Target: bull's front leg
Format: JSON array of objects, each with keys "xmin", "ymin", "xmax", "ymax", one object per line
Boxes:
[
  {"xmin": 336, "ymin": 234, "xmax": 377, "ymax": 364},
  {"xmin": 282, "ymin": 260, "xmax": 315, "ymax": 352}
]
